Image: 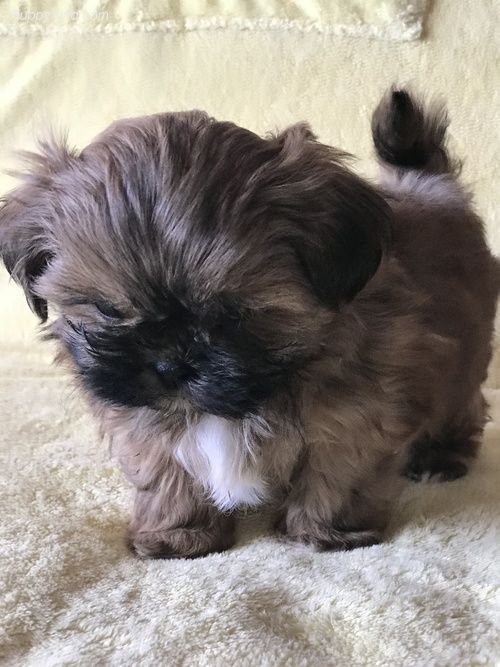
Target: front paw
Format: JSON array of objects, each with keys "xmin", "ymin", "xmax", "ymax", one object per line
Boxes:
[
  {"xmin": 128, "ymin": 522, "xmax": 234, "ymax": 559},
  {"xmin": 276, "ymin": 514, "xmax": 381, "ymax": 551}
]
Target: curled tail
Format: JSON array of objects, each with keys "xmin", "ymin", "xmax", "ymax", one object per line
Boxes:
[{"xmin": 371, "ymin": 88, "xmax": 460, "ymax": 176}]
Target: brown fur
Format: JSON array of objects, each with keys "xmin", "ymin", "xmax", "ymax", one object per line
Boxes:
[{"xmin": 1, "ymin": 89, "xmax": 498, "ymax": 558}]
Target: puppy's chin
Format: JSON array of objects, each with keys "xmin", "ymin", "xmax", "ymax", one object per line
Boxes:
[
  {"xmin": 182, "ymin": 380, "xmax": 275, "ymax": 420},
  {"xmin": 90, "ymin": 371, "xmax": 284, "ymax": 420}
]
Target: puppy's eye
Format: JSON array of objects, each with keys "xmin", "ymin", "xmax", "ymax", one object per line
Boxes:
[{"xmin": 95, "ymin": 301, "xmax": 124, "ymax": 320}]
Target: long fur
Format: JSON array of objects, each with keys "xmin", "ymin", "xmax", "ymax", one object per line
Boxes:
[{"xmin": 1, "ymin": 89, "xmax": 499, "ymax": 558}]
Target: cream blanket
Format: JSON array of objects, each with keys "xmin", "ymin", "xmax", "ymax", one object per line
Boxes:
[
  {"xmin": 1, "ymin": 0, "xmax": 429, "ymax": 40},
  {"xmin": 0, "ymin": 349, "xmax": 499, "ymax": 665},
  {"xmin": 1, "ymin": 0, "xmax": 500, "ymax": 664}
]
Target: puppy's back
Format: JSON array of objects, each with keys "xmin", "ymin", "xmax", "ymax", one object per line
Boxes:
[{"xmin": 372, "ymin": 88, "xmax": 500, "ymax": 392}]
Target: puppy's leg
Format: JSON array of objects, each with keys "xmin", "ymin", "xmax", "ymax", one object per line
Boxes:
[
  {"xmin": 127, "ymin": 457, "xmax": 235, "ymax": 559},
  {"xmin": 404, "ymin": 391, "xmax": 486, "ymax": 482},
  {"xmin": 278, "ymin": 442, "xmax": 405, "ymax": 551}
]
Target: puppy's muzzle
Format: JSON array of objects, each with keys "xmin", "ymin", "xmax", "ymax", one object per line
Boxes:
[{"xmin": 154, "ymin": 359, "xmax": 195, "ymax": 388}]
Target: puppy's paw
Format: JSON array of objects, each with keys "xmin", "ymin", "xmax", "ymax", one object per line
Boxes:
[
  {"xmin": 276, "ymin": 515, "xmax": 381, "ymax": 551},
  {"xmin": 404, "ymin": 437, "xmax": 470, "ymax": 482},
  {"xmin": 312, "ymin": 528, "xmax": 382, "ymax": 552},
  {"xmin": 404, "ymin": 456, "xmax": 468, "ymax": 482},
  {"xmin": 128, "ymin": 523, "xmax": 234, "ymax": 559}
]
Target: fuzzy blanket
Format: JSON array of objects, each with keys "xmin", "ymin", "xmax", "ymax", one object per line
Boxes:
[
  {"xmin": 0, "ymin": 343, "xmax": 499, "ymax": 665},
  {"xmin": 1, "ymin": 0, "xmax": 429, "ymax": 40}
]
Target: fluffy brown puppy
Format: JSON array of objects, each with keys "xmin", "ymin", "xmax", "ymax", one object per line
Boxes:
[{"xmin": 1, "ymin": 89, "xmax": 498, "ymax": 558}]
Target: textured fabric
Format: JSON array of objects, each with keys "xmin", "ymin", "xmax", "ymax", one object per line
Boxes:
[
  {"xmin": 1, "ymin": 0, "xmax": 429, "ymax": 40},
  {"xmin": 0, "ymin": 353, "xmax": 499, "ymax": 665}
]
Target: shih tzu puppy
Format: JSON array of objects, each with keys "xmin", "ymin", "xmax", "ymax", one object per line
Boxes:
[{"xmin": 1, "ymin": 89, "xmax": 499, "ymax": 558}]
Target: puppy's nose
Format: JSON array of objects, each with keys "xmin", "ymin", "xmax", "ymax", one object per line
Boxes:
[
  {"xmin": 154, "ymin": 359, "xmax": 193, "ymax": 386},
  {"xmin": 155, "ymin": 360, "xmax": 176, "ymax": 375}
]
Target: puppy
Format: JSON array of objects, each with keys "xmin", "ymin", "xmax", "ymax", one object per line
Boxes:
[{"xmin": 1, "ymin": 90, "xmax": 498, "ymax": 558}]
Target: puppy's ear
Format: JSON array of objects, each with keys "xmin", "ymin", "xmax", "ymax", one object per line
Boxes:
[
  {"xmin": 0, "ymin": 137, "xmax": 76, "ymax": 321},
  {"xmin": 271, "ymin": 124, "xmax": 392, "ymax": 307}
]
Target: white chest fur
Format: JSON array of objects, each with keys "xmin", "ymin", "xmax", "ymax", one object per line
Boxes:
[{"xmin": 174, "ymin": 415, "xmax": 267, "ymax": 511}]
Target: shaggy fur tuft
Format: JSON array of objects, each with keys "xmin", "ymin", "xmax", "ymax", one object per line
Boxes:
[{"xmin": 372, "ymin": 88, "xmax": 461, "ymax": 176}]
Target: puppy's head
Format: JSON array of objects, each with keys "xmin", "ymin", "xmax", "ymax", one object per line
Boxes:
[{"xmin": 0, "ymin": 112, "xmax": 390, "ymax": 418}]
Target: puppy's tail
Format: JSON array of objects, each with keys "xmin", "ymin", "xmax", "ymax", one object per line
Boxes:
[{"xmin": 371, "ymin": 88, "xmax": 460, "ymax": 176}]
